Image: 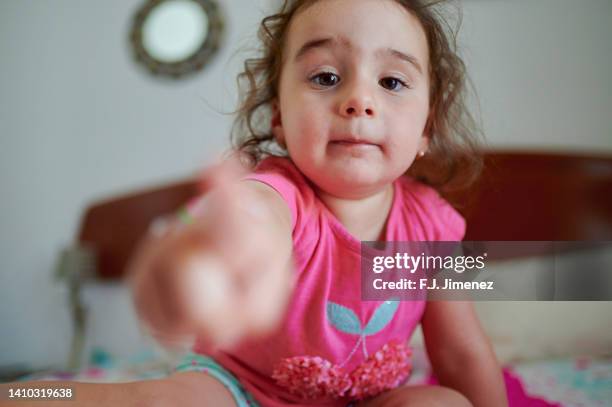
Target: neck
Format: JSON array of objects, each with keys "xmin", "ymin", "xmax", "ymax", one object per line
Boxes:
[{"xmin": 316, "ymin": 183, "xmax": 394, "ymax": 241}]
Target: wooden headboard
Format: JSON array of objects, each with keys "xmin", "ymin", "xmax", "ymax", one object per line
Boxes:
[
  {"xmin": 459, "ymin": 152, "xmax": 612, "ymax": 241},
  {"xmin": 78, "ymin": 180, "xmax": 199, "ymax": 279},
  {"xmin": 76, "ymin": 151, "xmax": 612, "ymax": 280}
]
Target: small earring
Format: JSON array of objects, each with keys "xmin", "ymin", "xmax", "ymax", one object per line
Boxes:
[{"xmin": 418, "ymin": 151, "xmax": 425, "ymax": 157}]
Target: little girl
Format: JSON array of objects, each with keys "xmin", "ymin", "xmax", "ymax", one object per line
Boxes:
[
  {"xmin": 129, "ymin": 0, "xmax": 508, "ymax": 406},
  {"xmin": 11, "ymin": 0, "xmax": 506, "ymax": 406}
]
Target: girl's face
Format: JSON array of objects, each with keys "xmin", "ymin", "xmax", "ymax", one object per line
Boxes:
[{"xmin": 273, "ymin": 0, "xmax": 431, "ymax": 199}]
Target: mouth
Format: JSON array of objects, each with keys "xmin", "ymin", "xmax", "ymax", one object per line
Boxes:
[
  {"xmin": 329, "ymin": 135, "xmax": 380, "ymax": 148},
  {"xmin": 328, "ymin": 139, "xmax": 382, "ymax": 156},
  {"xmin": 330, "ymin": 140, "xmax": 378, "ymax": 147}
]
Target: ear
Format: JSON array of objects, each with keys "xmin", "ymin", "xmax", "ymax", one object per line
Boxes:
[
  {"xmin": 419, "ymin": 107, "xmax": 435, "ymax": 155},
  {"xmin": 271, "ymin": 101, "xmax": 286, "ymax": 148},
  {"xmin": 418, "ymin": 133, "xmax": 430, "ymax": 156}
]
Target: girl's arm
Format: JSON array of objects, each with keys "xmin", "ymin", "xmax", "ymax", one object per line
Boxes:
[
  {"xmin": 421, "ymin": 301, "xmax": 508, "ymax": 407},
  {"xmin": 2, "ymin": 166, "xmax": 294, "ymax": 405},
  {"xmin": 130, "ymin": 162, "xmax": 294, "ymax": 349}
]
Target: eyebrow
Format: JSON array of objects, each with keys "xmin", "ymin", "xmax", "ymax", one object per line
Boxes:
[
  {"xmin": 293, "ymin": 36, "xmax": 424, "ymax": 75},
  {"xmin": 383, "ymin": 48, "xmax": 424, "ymax": 75},
  {"xmin": 294, "ymin": 37, "xmax": 346, "ymax": 61}
]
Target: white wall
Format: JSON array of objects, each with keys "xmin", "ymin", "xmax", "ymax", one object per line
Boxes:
[
  {"xmin": 1, "ymin": 0, "xmax": 611, "ymax": 370},
  {"xmin": 0, "ymin": 0, "xmax": 277, "ymax": 369},
  {"xmin": 460, "ymin": 0, "xmax": 612, "ymax": 152}
]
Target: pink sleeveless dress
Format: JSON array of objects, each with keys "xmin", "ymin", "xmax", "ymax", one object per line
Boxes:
[{"xmin": 194, "ymin": 156, "xmax": 466, "ymax": 406}]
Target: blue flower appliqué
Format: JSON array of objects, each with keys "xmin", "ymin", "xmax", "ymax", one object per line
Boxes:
[{"xmin": 326, "ymin": 300, "xmax": 399, "ymax": 366}]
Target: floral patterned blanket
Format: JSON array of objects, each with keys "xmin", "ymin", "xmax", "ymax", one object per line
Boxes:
[{"xmin": 21, "ymin": 348, "xmax": 612, "ymax": 407}]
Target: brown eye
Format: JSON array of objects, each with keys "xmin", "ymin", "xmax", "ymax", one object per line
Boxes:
[
  {"xmin": 380, "ymin": 77, "xmax": 408, "ymax": 91},
  {"xmin": 311, "ymin": 72, "xmax": 340, "ymax": 87}
]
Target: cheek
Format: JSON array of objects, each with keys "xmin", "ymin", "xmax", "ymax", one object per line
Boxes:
[
  {"xmin": 283, "ymin": 103, "xmax": 328, "ymax": 143},
  {"xmin": 384, "ymin": 103, "xmax": 429, "ymax": 152},
  {"xmin": 403, "ymin": 93, "xmax": 430, "ymax": 121},
  {"xmin": 388, "ymin": 103, "xmax": 428, "ymax": 135}
]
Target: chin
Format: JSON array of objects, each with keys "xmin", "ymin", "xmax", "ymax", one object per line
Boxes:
[{"xmin": 315, "ymin": 168, "xmax": 390, "ymax": 199}]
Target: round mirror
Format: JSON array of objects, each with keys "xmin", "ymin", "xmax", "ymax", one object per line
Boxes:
[{"xmin": 130, "ymin": 0, "xmax": 224, "ymax": 78}]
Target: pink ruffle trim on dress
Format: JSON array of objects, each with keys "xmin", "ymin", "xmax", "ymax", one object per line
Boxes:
[{"xmin": 272, "ymin": 341, "xmax": 412, "ymax": 401}]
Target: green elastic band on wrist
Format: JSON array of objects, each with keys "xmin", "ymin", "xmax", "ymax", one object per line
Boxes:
[{"xmin": 178, "ymin": 207, "xmax": 195, "ymax": 225}]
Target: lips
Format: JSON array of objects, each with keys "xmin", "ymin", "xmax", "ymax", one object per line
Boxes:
[
  {"xmin": 330, "ymin": 134, "xmax": 380, "ymax": 147},
  {"xmin": 331, "ymin": 140, "xmax": 377, "ymax": 146}
]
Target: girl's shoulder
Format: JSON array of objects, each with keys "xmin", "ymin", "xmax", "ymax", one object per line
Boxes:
[
  {"xmin": 395, "ymin": 176, "xmax": 466, "ymax": 241},
  {"xmin": 247, "ymin": 155, "xmax": 305, "ymax": 183},
  {"xmin": 242, "ymin": 156, "xmax": 317, "ymax": 232}
]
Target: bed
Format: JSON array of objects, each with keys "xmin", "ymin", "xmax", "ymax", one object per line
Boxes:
[{"xmin": 23, "ymin": 151, "xmax": 612, "ymax": 406}]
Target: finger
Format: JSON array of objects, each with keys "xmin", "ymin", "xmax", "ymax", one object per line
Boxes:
[
  {"xmin": 129, "ymin": 246, "xmax": 168, "ymax": 331},
  {"xmin": 178, "ymin": 252, "xmax": 255, "ymax": 349},
  {"xmin": 133, "ymin": 272, "xmax": 172, "ymax": 338},
  {"xmin": 198, "ymin": 154, "xmax": 248, "ymax": 194},
  {"xmin": 133, "ymin": 237, "xmax": 197, "ymax": 336},
  {"xmin": 194, "ymin": 307, "xmax": 247, "ymax": 351},
  {"xmin": 180, "ymin": 253, "xmax": 232, "ymax": 327},
  {"xmin": 147, "ymin": 327, "xmax": 196, "ymax": 352}
]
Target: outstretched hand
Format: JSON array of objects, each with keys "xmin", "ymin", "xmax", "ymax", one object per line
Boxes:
[{"xmin": 129, "ymin": 157, "xmax": 293, "ymax": 350}]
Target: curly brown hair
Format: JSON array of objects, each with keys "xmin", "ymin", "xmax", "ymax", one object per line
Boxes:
[{"xmin": 231, "ymin": 0, "xmax": 483, "ymax": 197}]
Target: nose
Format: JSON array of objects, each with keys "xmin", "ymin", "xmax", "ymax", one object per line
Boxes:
[{"xmin": 339, "ymin": 81, "xmax": 376, "ymax": 118}]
